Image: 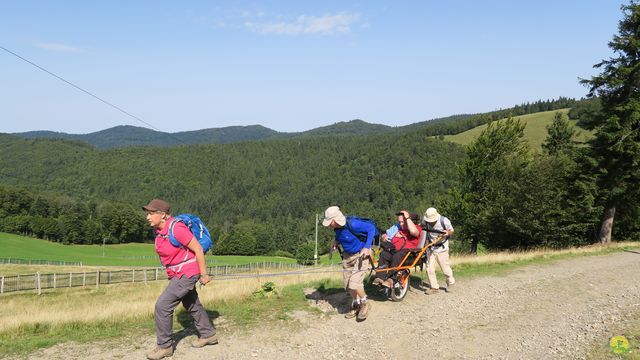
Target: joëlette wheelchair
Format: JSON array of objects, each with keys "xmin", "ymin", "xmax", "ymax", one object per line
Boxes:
[{"xmin": 369, "ymin": 226, "xmax": 447, "ymax": 301}]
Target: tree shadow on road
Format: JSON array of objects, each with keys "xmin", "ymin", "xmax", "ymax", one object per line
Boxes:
[{"xmin": 304, "ymin": 283, "xmax": 352, "ymax": 314}]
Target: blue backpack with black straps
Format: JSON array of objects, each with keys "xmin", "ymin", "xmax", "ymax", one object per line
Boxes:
[
  {"xmin": 344, "ymin": 216, "xmax": 380, "ymax": 243},
  {"xmin": 168, "ymin": 214, "xmax": 213, "ymax": 253}
]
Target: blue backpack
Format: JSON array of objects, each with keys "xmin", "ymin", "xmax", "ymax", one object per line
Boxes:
[
  {"xmin": 168, "ymin": 214, "xmax": 213, "ymax": 253},
  {"xmin": 344, "ymin": 216, "xmax": 380, "ymax": 243}
]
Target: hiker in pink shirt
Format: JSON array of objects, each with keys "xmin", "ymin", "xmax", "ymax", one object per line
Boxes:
[{"xmin": 143, "ymin": 199, "xmax": 217, "ymax": 360}]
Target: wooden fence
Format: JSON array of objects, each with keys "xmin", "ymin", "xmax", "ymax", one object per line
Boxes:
[{"xmin": 0, "ymin": 262, "xmax": 311, "ymax": 295}]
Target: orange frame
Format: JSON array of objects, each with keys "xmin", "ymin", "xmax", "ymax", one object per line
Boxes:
[{"xmin": 372, "ymin": 240, "xmax": 438, "ymax": 275}]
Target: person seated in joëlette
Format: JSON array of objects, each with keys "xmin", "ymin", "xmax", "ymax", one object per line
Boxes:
[{"xmin": 372, "ymin": 210, "xmax": 422, "ymax": 288}]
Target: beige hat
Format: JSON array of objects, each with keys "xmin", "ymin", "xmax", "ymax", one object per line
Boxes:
[
  {"xmin": 423, "ymin": 207, "xmax": 440, "ymax": 223},
  {"xmin": 322, "ymin": 206, "xmax": 346, "ymax": 227},
  {"xmin": 143, "ymin": 199, "xmax": 171, "ymax": 213}
]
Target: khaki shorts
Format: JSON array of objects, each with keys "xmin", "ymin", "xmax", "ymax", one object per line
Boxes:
[{"xmin": 342, "ymin": 251, "xmax": 369, "ymax": 291}]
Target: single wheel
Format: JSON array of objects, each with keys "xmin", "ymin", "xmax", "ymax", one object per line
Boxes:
[{"xmin": 390, "ymin": 269, "xmax": 410, "ymax": 302}]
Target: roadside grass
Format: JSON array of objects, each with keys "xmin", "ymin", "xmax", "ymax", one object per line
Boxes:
[
  {"xmin": 1, "ymin": 242, "xmax": 638, "ymax": 356},
  {"xmin": 0, "ymin": 269, "xmax": 342, "ymax": 356},
  {"xmin": 448, "ymin": 241, "xmax": 640, "ymax": 279},
  {"xmin": 587, "ymin": 316, "xmax": 640, "ymax": 359}
]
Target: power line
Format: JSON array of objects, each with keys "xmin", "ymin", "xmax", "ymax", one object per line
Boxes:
[{"xmin": 1, "ymin": 45, "xmax": 186, "ymax": 145}]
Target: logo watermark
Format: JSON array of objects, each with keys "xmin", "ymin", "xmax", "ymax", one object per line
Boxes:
[{"xmin": 610, "ymin": 335, "xmax": 629, "ymax": 355}]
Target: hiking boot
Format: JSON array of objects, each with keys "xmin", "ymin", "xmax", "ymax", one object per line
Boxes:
[
  {"xmin": 146, "ymin": 346, "xmax": 173, "ymax": 360},
  {"xmin": 345, "ymin": 303, "xmax": 359, "ymax": 319},
  {"xmin": 382, "ymin": 278, "xmax": 394, "ymax": 288},
  {"xmin": 356, "ymin": 301, "xmax": 371, "ymax": 321},
  {"xmin": 192, "ymin": 334, "xmax": 218, "ymax": 348},
  {"xmin": 425, "ymin": 288, "xmax": 439, "ymax": 295},
  {"xmin": 446, "ymin": 283, "xmax": 455, "ymax": 293},
  {"xmin": 372, "ymin": 278, "xmax": 384, "ymax": 286}
]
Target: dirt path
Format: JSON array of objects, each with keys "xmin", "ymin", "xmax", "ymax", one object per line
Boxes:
[{"xmin": 15, "ymin": 251, "xmax": 640, "ymax": 359}]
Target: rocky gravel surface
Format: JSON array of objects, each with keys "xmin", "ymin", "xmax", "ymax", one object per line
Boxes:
[{"xmin": 13, "ymin": 251, "xmax": 640, "ymax": 359}]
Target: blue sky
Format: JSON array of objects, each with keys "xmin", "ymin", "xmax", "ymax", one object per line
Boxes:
[{"xmin": 0, "ymin": 1, "xmax": 625, "ymax": 134}]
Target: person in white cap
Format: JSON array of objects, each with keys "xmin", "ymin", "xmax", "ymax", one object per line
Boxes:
[
  {"xmin": 322, "ymin": 205, "xmax": 377, "ymax": 321},
  {"xmin": 422, "ymin": 207, "xmax": 455, "ymax": 294}
]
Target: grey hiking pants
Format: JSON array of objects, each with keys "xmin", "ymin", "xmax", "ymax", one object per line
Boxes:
[{"xmin": 155, "ymin": 275, "xmax": 215, "ymax": 348}]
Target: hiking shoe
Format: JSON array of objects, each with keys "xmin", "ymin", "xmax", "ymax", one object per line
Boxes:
[
  {"xmin": 425, "ymin": 288, "xmax": 439, "ymax": 295},
  {"xmin": 146, "ymin": 346, "xmax": 173, "ymax": 360},
  {"xmin": 446, "ymin": 283, "xmax": 455, "ymax": 293},
  {"xmin": 372, "ymin": 278, "xmax": 384, "ymax": 286},
  {"xmin": 381, "ymin": 279, "xmax": 393, "ymax": 288},
  {"xmin": 192, "ymin": 334, "xmax": 218, "ymax": 348},
  {"xmin": 356, "ymin": 301, "xmax": 371, "ymax": 321},
  {"xmin": 345, "ymin": 303, "xmax": 359, "ymax": 319}
]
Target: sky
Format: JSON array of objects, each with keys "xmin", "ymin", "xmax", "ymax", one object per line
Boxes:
[{"xmin": 0, "ymin": 1, "xmax": 626, "ymax": 134}]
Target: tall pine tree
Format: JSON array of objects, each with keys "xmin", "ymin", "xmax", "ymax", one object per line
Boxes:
[{"xmin": 581, "ymin": 1, "xmax": 640, "ymax": 243}]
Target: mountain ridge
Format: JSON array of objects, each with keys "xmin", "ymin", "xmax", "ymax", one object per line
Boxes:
[
  {"xmin": 12, "ymin": 119, "xmax": 393, "ymax": 149},
  {"xmin": 10, "ymin": 97, "xmax": 581, "ymax": 149}
]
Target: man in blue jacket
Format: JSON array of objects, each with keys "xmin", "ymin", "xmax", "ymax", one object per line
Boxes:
[{"xmin": 322, "ymin": 206, "xmax": 376, "ymax": 321}]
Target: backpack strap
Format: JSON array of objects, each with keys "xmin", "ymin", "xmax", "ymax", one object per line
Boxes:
[
  {"xmin": 344, "ymin": 217, "xmax": 366, "ymax": 242},
  {"xmin": 168, "ymin": 219, "xmax": 183, "ymax": 248},
  {"xmin": 165, "ymin": 257, "xmax": 196, "ymax": 272},
  {"xmin": 434, "ymin": 216, "xmax": 450, "ymax": 247},
  {"xmin": 164, "ymin": 219, "xmax": 194, "ymax": 271}
]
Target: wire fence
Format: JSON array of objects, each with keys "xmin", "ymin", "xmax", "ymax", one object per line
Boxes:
[
  {"xmin": 0, "ymin": 261, "xmax": 335, "ymax": 295},
  {"xmin": 0, "ymin": 257, "xmax": 262, "ymax": 266},
  {"xmin": 0, "ymin": 258, "xmax": 83, "ymax": 266}
]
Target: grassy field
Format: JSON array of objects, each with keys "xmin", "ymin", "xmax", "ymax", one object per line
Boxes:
[
  {"xmin": 445, "ymin": 109, "xmax": 593, "ymax": 149},
  {"xmin": 0, "ymin": 232, "xmax": 303, "ymax": 268},
  {"xmin": 1, "ymin": 241, "xmax": 638, "ymax": 356}
]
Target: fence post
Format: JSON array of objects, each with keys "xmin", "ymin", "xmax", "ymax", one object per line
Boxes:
[
  {"xmin": 143, "ymin": 269, "xmax": 147, "ymax": 285},
  {"xmin": 155, "ymin": 268, "xmax": 158, "ymax": 281},
  {"xmin": 17, "ymin": 274, "xmax": 20, "ymax": 291},
  {"xmin": 96, "ymin": 271, "xmax": 99, "ymax": 288},
  {"xmin": 69, "ymin": 272, "xmax": 72, "ymax": 287},
  {"xmin": 36, "ymin": 272, "xmax": 41, "ymax": 295},
  {"xmin": 132, "ymin": 269, "xmax": 135, "ymax": 283},
  {"xmin": 53, "ymin": 273, "xmax": 56, "ymax": 289},
  {"xmin": 1, "ymin": 276, "xmax": 4, "ymax": 294},
  {"xmin": 83, "ymin": 272, "xmax": 86, "ymax": 287}
]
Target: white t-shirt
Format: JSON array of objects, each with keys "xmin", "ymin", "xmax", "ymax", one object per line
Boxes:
[{"xmin": 424, "ymin": 216, "xmax": 453, "ymax": 254}]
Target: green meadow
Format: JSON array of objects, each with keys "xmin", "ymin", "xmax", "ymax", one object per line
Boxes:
[
  {"xmin": 445, "ymin": 109, "xmax": 593, "ymax": 149},
  {"xmin": 0, "ymin": 232, "xmax": 299, "ymax": 268}
]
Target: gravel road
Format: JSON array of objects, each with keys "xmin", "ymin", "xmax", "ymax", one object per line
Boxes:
[{"xmin": 17, "ymin": 251, "xmax": 640, "ymax": 359}]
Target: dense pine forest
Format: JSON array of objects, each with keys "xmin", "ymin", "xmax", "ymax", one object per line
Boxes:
[
  {"xmin": 0, "ymin": 126, "xmax": 465, "ymax": 256},
  {"xmin": 1, "ymin": 93, "xmax": 639, "ymax": 260}
]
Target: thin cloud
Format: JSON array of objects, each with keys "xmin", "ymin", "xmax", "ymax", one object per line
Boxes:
[
  {"xmin": 246, "ymin": 12, "xmax": 360, "ymax": 35},
  {"xmin": 34, "ymin": 42, "xmax": 82, "ymax": 53}
]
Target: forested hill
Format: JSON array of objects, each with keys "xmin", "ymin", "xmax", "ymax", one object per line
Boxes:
[
  {"xmin": 14, "ymin": 124, "xmax": 284, "ymax": 149},
  {"xmin": 0, "ymin": 97, "xmax": 594, "ymax": 256},
  {"xmin": 0, "ymin": 130, "xmax": 465, "ymax": 254},
  {"xmin": 11, "ymin": 97, "xmax": 580, "ymax": 149},
  {"xmin": 12, "ymin": 120, "xmax": 392, "ymax": 149}
]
